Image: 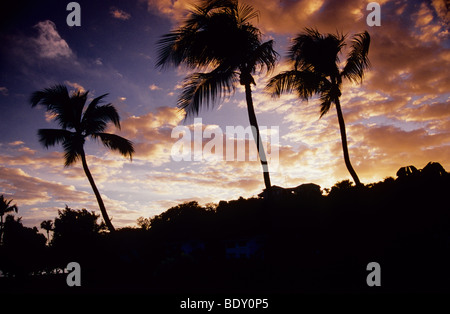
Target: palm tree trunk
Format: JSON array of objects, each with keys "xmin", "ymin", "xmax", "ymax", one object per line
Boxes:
[
  {"xmin": 244, "ymin": 83, "xmax": 272, "ymax": 191},
  {"xmin": 0, "ymin": 215, "xmax": 3, "ymax": 245},
  {"xmin": 335, "ymin": 98, "xmax": 361, "ymax": 186},
  {"xmin": 80, "ymin": 149, "xmax": 115, "ymax": 232}
]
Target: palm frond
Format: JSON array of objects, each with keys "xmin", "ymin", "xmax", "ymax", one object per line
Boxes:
[
  {"xmin": 30, "ymin": 84, "xmax": 89, "ymax": 130},
  {"xmin": 0, "ymin": 196, "xmax": 18, "ymax": 215},
  {"xmin": 156, "ymin": 0, "xmax": 263, "ymax": 71},
  {"xmin": 156, "ymin": 28, "xmax": 199, "ymax": 68},
  {"xmin": 248, "ymin": 40, "xmax": 279, "ymax": 74},
  {"xmin": 289, "ymin": 28, "xmax": 345, "ymax": 77},
  {"xmin": 237, "ymin": 2, "xmax": 259, "ymax": 24},
  {"xmin": 82, "ymin": 93, "xmax": 109, "ymax": 123},
  {"xmin": 199, "ymin": 0, "xmax": 236, "ymax": 14},
  {"xmin": 61, "ymin": 134, "xmax": 85, "ymax": 167},
  {"xmin": 266, "ymin": 70, "xmax": 299, "ymax": 97},
  {"xmin": 266, "ymin": 69, "xmax": 326, "ymax": 100},
  {"xmin": 63, "ymin": 150, "xmax": 80, "ymax": 167},
  {"xmin": 178, "ymin": 70, "xmax": 238, "ymax": 116},
  {"xmin": 82, "ymin": 97, "xmax": 121, "ymax": 135},
  {"xmin": 30, "ymin": 84, "xmax": 70, "ymax": 108},
  {"xmin": 156, "ymin": 0, "xmax": 227, "ymax": 69},
  {"xmin": 91, "ymin": 133, "xmax": 134, "ymax": 160},
  {"xmin": 68, "ymin": 90, "xmax": 88, "ymax": 131},
  {"xmin": 318, "ymin": 81, "xmax": 341, "ymax": 118},
  {"xmin": 342, "ymin": 31, "xmax": 371, "ymax": 83},
  {"xmin": 37, "ymin": 129, "xmax": 74, "ymax": 148},
  {"xmin": 37, "ymin": 129, "xmax": 83, "ymax": 167},
  {"xmin": 319, "ymin": 100, "xmax": 332, "ymax": 118}
]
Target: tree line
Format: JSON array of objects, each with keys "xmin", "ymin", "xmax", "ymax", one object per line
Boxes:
[{"xmin": 1, "ymin": 162, "xmax": 449, "ymax": 293}]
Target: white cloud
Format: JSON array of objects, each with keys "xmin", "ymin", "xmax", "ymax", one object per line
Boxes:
[
  {"xmin": 149, "ymin": 84, "xmax": 162, "ymax": 91},
  {"xmin": 32, "ymin": 20, "xmax": 73, "ymax": 59}
]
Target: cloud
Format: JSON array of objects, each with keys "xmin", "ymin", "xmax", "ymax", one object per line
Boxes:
[
  {"xmin": 145, "ymin": 0, "xmax": 192, "ymax": 21},
  {"xmin": 320, "ymin": 121, "xmax": 450, "ymax": 184},
  {"xmin": 118, "ymin": 106, "xmax": 185, "ymax": 165},
  {"xmin": 0, "ymin": 166, "xmax": 90, "ymax": 207},
  {"xmin": 431, "ymin": 0, "xmax": 450, "ymax": 24},
  {"xmin": 401, "ymin": 101, "xmax": 450, "ymax": 122},
  {"xmin": 94, "ymin": 57, "xmax": 103, "ymax": 66},
  {"xmin": 64, "ymin": 81, "xmax": 86, "ymax": 93},
  {"xmin": 149, "ymin": 84, "xmax": 162, "ymax": 91},
  {"xmin": 351, "ymin": 124, "xmax": 450, "ymax": 155},
  {"xmin": 8, "ymin": 141, "xmax": 24, "ymax": 146},
  {"xmin": 32, "ymin": 20, "xmax": 73, "ymax": 59},
  {"xmin": 110, "ymin": 7, "xmax": 131, "ymax": 20},
  {"xmin": 0, "ymin": 87, "xmax": 8, "ymax": 96},
  {"xmin": 145, "ymin": 0, "xmax": 366, "ymax": 32}
]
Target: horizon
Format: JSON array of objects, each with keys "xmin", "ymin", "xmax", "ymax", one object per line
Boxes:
[{"xmin": 0, "ymin": 0, "xmax": 449, "ymax": 230}]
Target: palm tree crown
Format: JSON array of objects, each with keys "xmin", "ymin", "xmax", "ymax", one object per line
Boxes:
[
  {"xmin": 0, "ymin": 195, "xmax": 18, "ymax": 218},
  {"xmin": 40, "ymin": 219, "xmax": 54, "ymax": 243},
  {"xmin": 0, "ymin": 195, "xmax": 18, "ymax": 244},
  {"xmin": 157, "ymin": 0, "xmax": 278, "ymax": 113},
  {"xmin": 30, "ymin": 84, "xmax": 134, "ymax": 167},
  {"xmin": 157, "ymin": 0, "xmax": 278, "ymax": 190},
  {"xmin": 267, "ymin": 28, "xmax": 370, "ymax": 185},
  {"xmin": 31, "ymin": 84, "xmax": 134, "ymax": 231}
]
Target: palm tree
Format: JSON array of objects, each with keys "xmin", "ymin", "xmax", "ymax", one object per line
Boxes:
[
  {"xmin": 0, "ymin": 195, "xmax": 18, "ymax": 244},
  {"xmin": 30, "ymin": 84, "xmax": 134, "ymax": 232},
  {"xmin": 267, "ymin": 28, "xmax": 370, "ymax": 186},
  {"xmin": 156, "ymin": 0, "xmax": 278, "ymax": 191},
  {"xmin": 40, "ymin": 220, "xmax": 54, "ymax": 243}
]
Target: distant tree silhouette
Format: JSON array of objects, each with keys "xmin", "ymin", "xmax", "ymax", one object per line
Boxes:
[
  {"xmin": 156, "ymin": 0, "xmax": 278, "ymax": 191},
  {"xmin": 51, "ymin": 206, "xmax": 105, "ymax": 248},
  {"xmin": 136, "ymin": 216, "xmax": 151, "ymax": 230},
  {"xmin": 267, "ymin": 28, "xmax": 371, "ymax": 186},
  {"xmin": 330, "ymin": 179, "xmax": 354, "ymax": 192},
  {"xmin": 40, "ymin": 220, "xmax": 54, "ymax": 243},
  {"xmin": 0, "ymin": 215, "xmax": 46, "ymax": 277},
  {"xmin": 30, "ymin": 84, "xmax": 135, "ymax": 232},
  {"xmin": 0, "ymin": 195, "xmax": 18, "ymax": 244},
  {"xmin": 421, "ymin": 161, "xmax": 447, "ymax": 178},
  {"xmin": 396, "ymin": 165, "xmax": 419, "ymax": 179}
]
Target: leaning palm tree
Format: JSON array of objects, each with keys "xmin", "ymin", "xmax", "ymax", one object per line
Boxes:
[
  {"xmin": 156, "ymin": 0, "xmax": 278, "ymax": 191},
  {"xmin": 0, "ymin": 195, "xmax": 18, "ymax": 244},
  {"xmin": 267, "ymin": 28, "xmax": 370, "ymax": 186},
  {"xmin": 40, "ymin": 220, "xmax": 54, "ymax": 243},
  {"xmin": 31, "ymin": 84, "xmax": 134, "ymax": 232}
]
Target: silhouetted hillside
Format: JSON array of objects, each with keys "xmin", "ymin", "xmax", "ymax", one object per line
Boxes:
[{"xmin": 1, "ymin": 162, "xmax": 449, "ymax": 294}]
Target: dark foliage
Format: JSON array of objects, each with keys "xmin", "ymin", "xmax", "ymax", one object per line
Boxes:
[{"xmin": 1, "ymin": 162, "xmax": 449, "ymax": 293}]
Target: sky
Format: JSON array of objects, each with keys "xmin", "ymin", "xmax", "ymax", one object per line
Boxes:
[{"xmin": 0, "ymin": 0, "xmax": 449, "ymax": 229}]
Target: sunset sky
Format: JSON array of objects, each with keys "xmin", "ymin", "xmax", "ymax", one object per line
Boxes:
[{"xmin": 0, "ymin": 0, "xmax": 449, "ymax": 228}]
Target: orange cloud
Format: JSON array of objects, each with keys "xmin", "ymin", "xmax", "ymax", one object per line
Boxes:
[{"xmin": 110, "ymin": 7, "xmax": 131, "ymax": 20}]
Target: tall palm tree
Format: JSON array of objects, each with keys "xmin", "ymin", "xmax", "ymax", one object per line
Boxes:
[
  {"xmin": 156, "ymin": 0, "xmax": 278, "ymax": 191},
  {"xmin": 267, "ymin": 28, "xmax": 370, "ymax": 186},
  {"xmin": 30, "ymin": 84, "xmax": 134, "ymax": 232},
  {"xmin": 0, "ymin": 195, "xmax": 18, "ymax": 244},
  {"xmin": 40, "ymin": 219, "xmax": 54, "ymax": 243}
]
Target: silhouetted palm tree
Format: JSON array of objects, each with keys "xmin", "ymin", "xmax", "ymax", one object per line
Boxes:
[
  {"xmin": 267, "ymin": 28, "xmax": 370, "ymax": 186},
  {"xmin": 0, "ymin": 195, "xmax": 18, "ymax": 244},
  {"xmin": 156, "ymin": 0, "xmax": 278, "ymax": 191},
  {"xmin": 40, "ymin": 219, "xmax": 54, "ymax": 243},
  {"xmin": 30, "ymin": 85, "xmax": 134, "ymax": 232}
]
